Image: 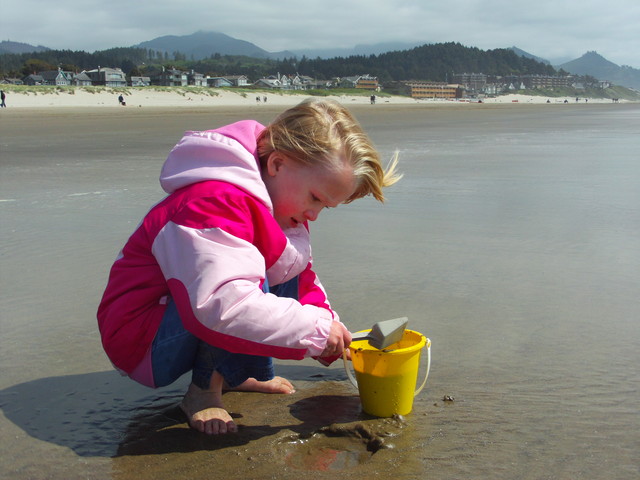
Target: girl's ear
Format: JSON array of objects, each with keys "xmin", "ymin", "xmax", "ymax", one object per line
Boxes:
[{"xmin": 266, "ymin": 152, "xmax": 285, "ymax": 177}]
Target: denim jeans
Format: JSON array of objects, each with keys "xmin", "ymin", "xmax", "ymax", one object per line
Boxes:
[{"xmin": 151, "ymin": 276, "xmax": 299, "ymax": 389}]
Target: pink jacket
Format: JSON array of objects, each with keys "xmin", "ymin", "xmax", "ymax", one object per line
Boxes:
[{"xmin": 97, "ymin": 120, "xmax": 338, "ymax": 373}]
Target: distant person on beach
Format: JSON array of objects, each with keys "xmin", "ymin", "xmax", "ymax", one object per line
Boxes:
[
  {"xmin": 1, "ymin": 90, "xmax": 6, "ymax": 108},
  {"xmin": 97, "ymin": 99, "xmax": 401, "ymax": 435},
  {"xmin": 118, "ymin": 94, "xmax": 126, "ymax": 106},
  {"xmin": 370, "ymin": 95, "xmax": 376, "ymax": 104}
]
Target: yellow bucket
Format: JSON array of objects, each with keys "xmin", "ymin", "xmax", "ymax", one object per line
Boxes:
[{"xmin": 344, "ymin": 329, "xmax": 431, "ymax": 417}]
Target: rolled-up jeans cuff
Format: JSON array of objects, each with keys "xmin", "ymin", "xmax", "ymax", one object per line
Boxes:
[
  {"xmin": 191, "ymin": 341, "xmax": 274, "ymax": 390},
  {"xmin": 217, "ymin": 354, "xmax": 274, "ymax": 388}
]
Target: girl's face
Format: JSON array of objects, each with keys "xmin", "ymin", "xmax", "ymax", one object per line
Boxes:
[{"xmin": 262, "ymin": 152, "xmax": 357, "ymax": 230}]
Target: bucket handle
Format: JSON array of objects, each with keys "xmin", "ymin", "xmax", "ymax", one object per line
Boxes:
[{"xmin": 342, "ymin": 338, "xmax": 431, "ymax": 396}]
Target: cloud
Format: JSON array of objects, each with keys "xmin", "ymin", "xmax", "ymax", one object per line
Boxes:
[{"xmin": 2, "ymin": 0, "xmax": 639, "ymax": 67}]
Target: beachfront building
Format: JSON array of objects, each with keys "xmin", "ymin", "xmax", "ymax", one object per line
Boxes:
[
  {"xmin": 73, "ymin": 72, "xmax": 93, "ymax": 86},
  {"xmin": 254, "ymin": 76, "xmax": 285, "ymax": 89},
  {"xmin": 207, "ymin": 77, "xmax": 234, "ymax": 88},
  {"xmin": 152, "ymin": 68, "xmax": 188, "ymax": 87},
  {"xmin": 338, "ymin": 75, "xmax": 379, "ymax": 90},
  {"xmin": 482, "ymin": 83, "xmax": 501, "ymax": 95},
  {"xmin": 85, "ymin": 67, "xmax": 128, "ymax": 87},
  {"xmin": 287, "ymin": 74, "xmax": 311, "ymax": 90},
  {"xmin": 255, "ymin": 73, "xmax": 304, "ymax": 90},
  {"xmin": 398, "ymin": 81, "xmax": 462, "ymax": 99},
  {"xmin": 252, "ymin": 73, "xmax": 325, "ymax": 91},
  {"xmin": 287, "ymin": 75, "xmax": 304, "ymax": 90},
  {"xmin": 23, "ymin": 74, "xmax": 45, "ymax": 86},
  {"xmin": 0, "ymin": 77, "xmax": 23, "ymax": 85},
  {"xmin": 296, "ymin": 75, "xmax": 316, "ymax": 89},
  {"xmin": 452, "ymin": 73, "xmax": 487, "ymax": 93},
  {"xmin": 223, "ymin": 75, "xmax": 250, "ymax": 87},
  {"xmin": 520, "ymin": 74, "xmax": 571, "ymax": 89},
  {"xmin": 356, "ymin": 75, "xmax": 379, "ymax": 90},
  {"xmin": 314, "ymin": 79, "xmax": 335, "ymax": 89},
  {"xmin": 187, "ymin": 70, "xmax": 206, "ymax": 87},
  {"xmin": 130, "ymin": 76, "xmax": 151, "ymax": 87},
  {"xmin": 455, "ymin": 73, "xmax": 572, "ymax": 93},
  {"xmin": 39, "ymin": 69, "xmax": 73, "ymax": 86}
]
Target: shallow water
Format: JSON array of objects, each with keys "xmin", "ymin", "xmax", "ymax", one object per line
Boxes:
[{"xmin": 1, "ymin": 103, "xmax": 639, "ymax": 479}]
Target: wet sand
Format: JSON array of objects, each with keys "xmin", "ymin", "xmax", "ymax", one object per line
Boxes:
[
  {"xmin": 1, "ymin": 103, "xmax": 639, "ymax": 479},
  {"xmin": 0, "ymin": 104, "xmax": 445, "ymax": 480}
]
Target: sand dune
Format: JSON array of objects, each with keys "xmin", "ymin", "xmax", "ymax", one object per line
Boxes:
[{"xmin": 1, "ymin": 87, "xmax": 621, "ymax": 109}]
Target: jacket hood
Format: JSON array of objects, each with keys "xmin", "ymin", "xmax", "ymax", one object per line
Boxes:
[{"xmin": 160, "ymin": 120, "xmax": 271, "ymax": 209}]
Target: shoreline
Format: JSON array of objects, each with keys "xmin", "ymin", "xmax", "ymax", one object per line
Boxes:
[{"xmin": 0, "ymin": 87, "xmax": 630, "ymax": 110}]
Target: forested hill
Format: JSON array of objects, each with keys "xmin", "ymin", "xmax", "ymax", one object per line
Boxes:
[
  {"xmin": 1, "ymin": 42, "xmax": 557, "ymax": 81},
  {"xmin": 293, "ymin": 43, "xmax": 557, "ymax": 82}
]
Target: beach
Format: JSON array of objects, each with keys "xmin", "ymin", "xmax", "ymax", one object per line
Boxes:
[
  {"xmin": 1, "ymin": 87, "xmax": 413, "ymax": 109},
  {"xmin": 1, "ymin": 101, "xmax": 639, "ymax": 479},
  {"xmin": 0, "ymin": 86, "xmax": 624, "ymax": 110}
]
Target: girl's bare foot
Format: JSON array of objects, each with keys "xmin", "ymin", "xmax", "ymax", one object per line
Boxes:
[
  {"xmin": 225, "ymin": 376, "xmax": 295, "ymax": 394},
  {"xmin": 180, "ymin": 374, "xmax": 237, "ymax": 435}
]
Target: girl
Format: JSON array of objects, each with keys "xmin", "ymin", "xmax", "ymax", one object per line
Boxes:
[{"xmin": 97, "ymin": 98, "xmax": 401, "ymax": 434}]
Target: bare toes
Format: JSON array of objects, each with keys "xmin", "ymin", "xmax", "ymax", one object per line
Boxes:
[
  {"xmin": 204, "ymin": 418, "xmax": 236, "ymax": 435},
  {"xmin": 232, "ymin": 376, "xmax": 295, "ymax": 394},
  {"xmin": 188, "ymin": 409, "xmax": 237, "ymax": 435}
]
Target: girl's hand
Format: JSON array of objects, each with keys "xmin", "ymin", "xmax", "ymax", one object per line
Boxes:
[{"xmin": 319, "ymin": 321, "xmax": 352, "ymax": 358}]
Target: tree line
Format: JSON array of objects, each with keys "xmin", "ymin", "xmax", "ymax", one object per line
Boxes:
[{"xmin": 1, "ymin": 42, "xmax": 559, "ymax": 82}]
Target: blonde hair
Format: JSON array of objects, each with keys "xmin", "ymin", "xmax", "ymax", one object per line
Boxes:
[{"xmin": 257, "ymin": 98, "xmax": 401, "ymax": 203}]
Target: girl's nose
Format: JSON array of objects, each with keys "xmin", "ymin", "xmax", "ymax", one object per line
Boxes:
[{"xmin": 304, "ymin": 207, "xmax": 320, "ymax": 222}]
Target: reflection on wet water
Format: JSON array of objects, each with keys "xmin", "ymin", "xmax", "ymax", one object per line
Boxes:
[
  {"xmin": 280, "ymin": 421, "xmax": 398, "ymax": 471},
  {"xmin": 0, "ymin": 371, "xmax": 189, "ymax": 458}
]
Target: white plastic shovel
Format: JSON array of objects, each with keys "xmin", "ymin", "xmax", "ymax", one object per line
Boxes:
[{"xmin": 350, "ymin": 317, "xmax": 409, "ymax": 350}]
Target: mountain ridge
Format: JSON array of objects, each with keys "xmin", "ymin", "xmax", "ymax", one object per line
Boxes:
[
  {"xmin": 0, "ymin": 40, "xmax": 50, "ymax": 55},
  {"xmin": 508, "ymin": 46, "xmax": 550, "ymax": 65},
  {"xmin": 556, "ymin": 51, "xmax": 640, "ymax": 90},
  {"xmin": 2, "ymin": 33, "xmax": 639, "ymax": 89},
  {"xmin": 133, "ymin": 31, "xmax": 295, "ymax": 60},
  {"xmin": 507, "ymin": 47, "xmax": 640, "ymax": 90}
]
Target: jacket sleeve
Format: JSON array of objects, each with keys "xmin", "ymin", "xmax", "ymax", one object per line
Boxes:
[
  {"xmin": 297, "ymin": 259, "xmax": 337, "ymax": 318},
  {"xmin": 151, "ymin": 191, "xmax": 334, "ymax": 359},
  {"xmin": 297, "ymin": 258, "xmax": 347, "ymax": 366}
]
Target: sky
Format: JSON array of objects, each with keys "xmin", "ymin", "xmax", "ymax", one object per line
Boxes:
[{"xmin": 2, "ymin": 0, "xmax": 639, "ymax": 68}]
